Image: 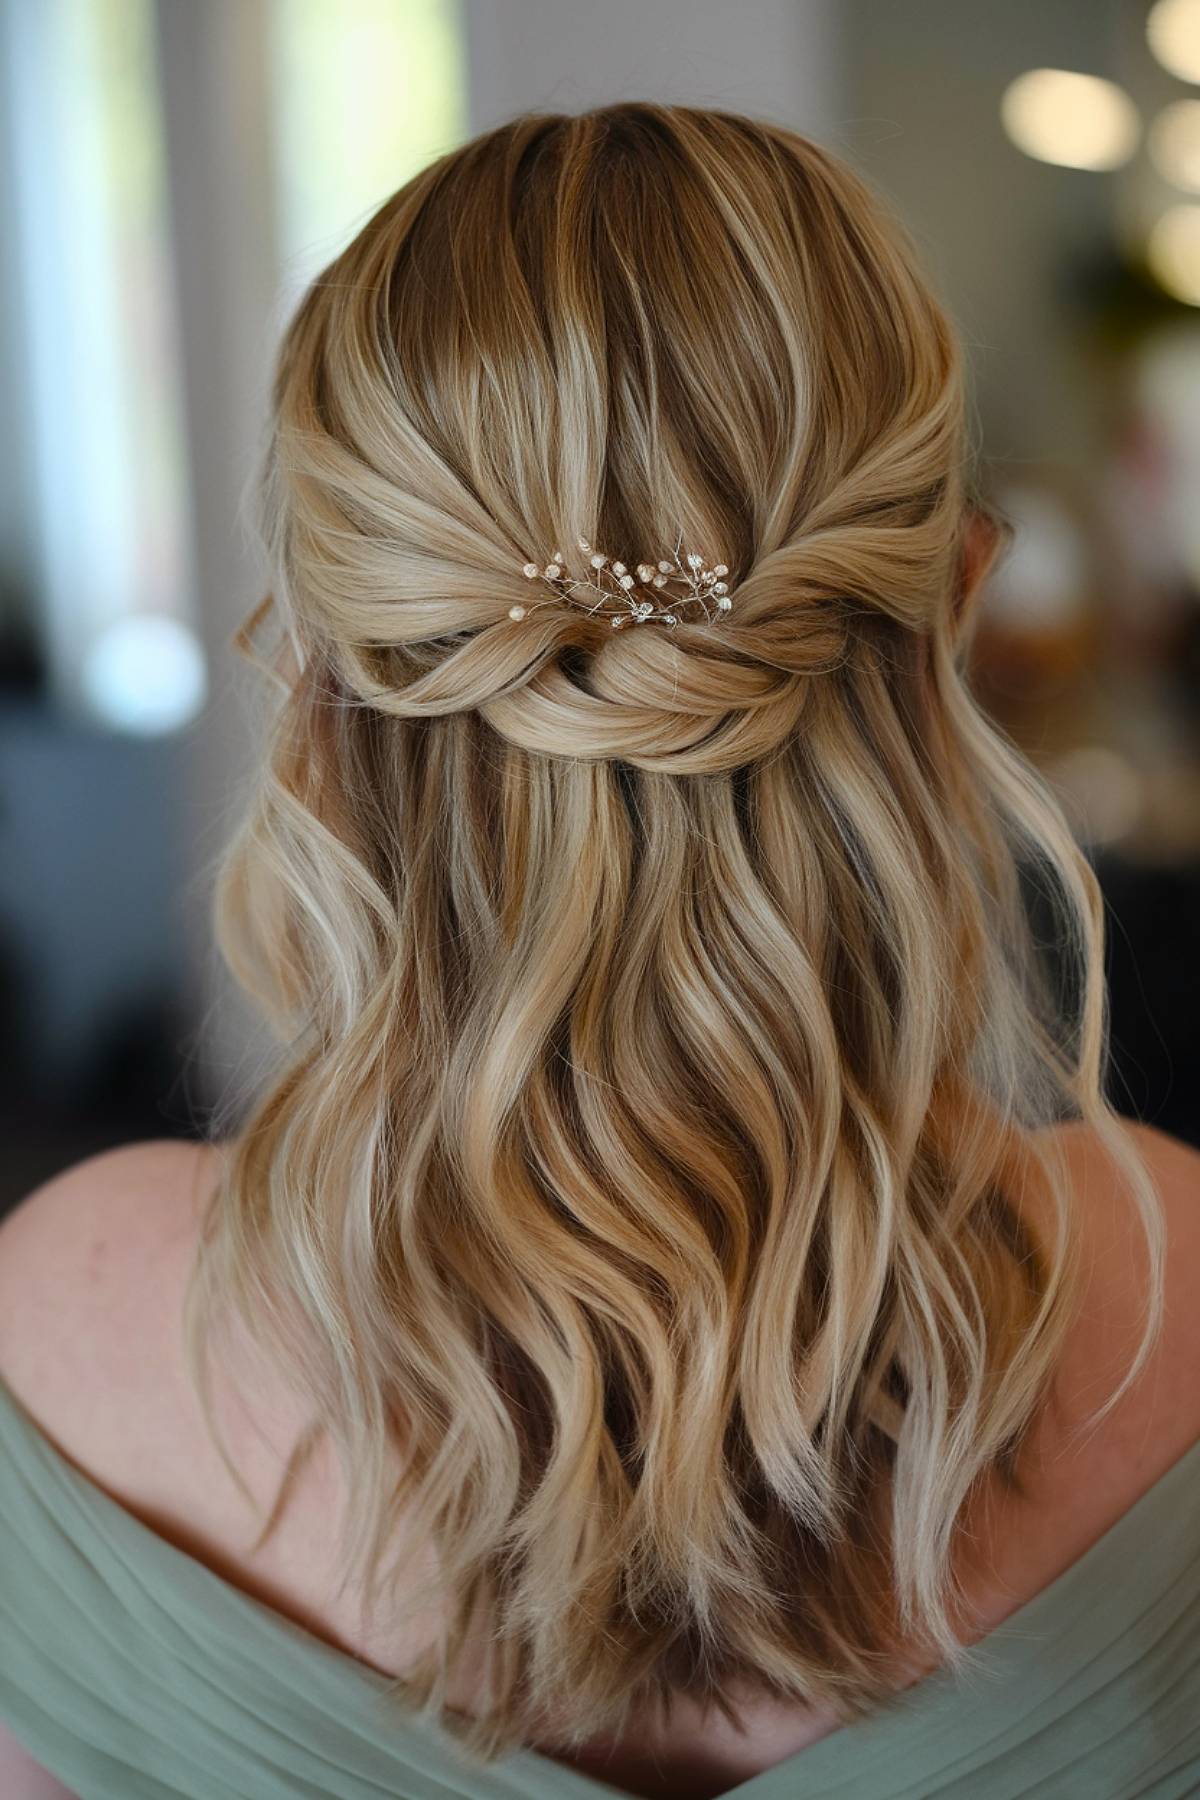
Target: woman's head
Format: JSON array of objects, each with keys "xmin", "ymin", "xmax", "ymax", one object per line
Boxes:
[
  {"xmin": 194, "ymin": 104, "xmax": 1157, "ymax": 1759},
  {"xmin": 264, "ymin": 103, "xmax": 975, "ymax": 772}
]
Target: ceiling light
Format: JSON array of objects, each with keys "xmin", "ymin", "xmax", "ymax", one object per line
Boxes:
[
  {"xmin": 1149, "ymin": 99, "xmax": 1200, "ymax": 190},
  {"xmin": 1000, "ymin": 69, "xmax": 1140, "ymax": 171},
  {"xmin": 1147, "ymin": 203, "xmax": 1200, "ymax": 304},
  {"xmin": 1147, "ymin": 0, "xmax": 1200, "ymax": 85}
]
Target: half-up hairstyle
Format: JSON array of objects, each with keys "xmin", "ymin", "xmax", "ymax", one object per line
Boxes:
[{"xmin": 187, "ymin": 102, "xmax": 1163, "ymax": 1763}]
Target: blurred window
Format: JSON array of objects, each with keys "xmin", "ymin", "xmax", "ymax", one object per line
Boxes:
[
  {"xmin": 268, "ymin": 0, "xmax": 466, "ymax": 294},
  {"xmin": 0, "ymin": 0, "xmax": 465, "ymax": 727},
  {"xmin": 0, "ymin": 0, "xmax": 194, "ymax": 723}
]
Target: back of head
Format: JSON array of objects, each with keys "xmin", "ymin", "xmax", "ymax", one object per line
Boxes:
[{"xmin": 192, "ymin": 103, "xmax": 1160, "ymax": 1758}]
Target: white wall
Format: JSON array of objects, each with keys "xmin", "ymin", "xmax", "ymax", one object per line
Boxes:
[
  {"xmin": 154, "ymin": 0, "xmax": 284, "ymax": 1120},
  {"xmin": 464, "ymin": 0, "xmax": 841, "ymax": 138},
  {"xmin": 840, "ymin": 0, "xmax": 1126, "ymax": 476}
]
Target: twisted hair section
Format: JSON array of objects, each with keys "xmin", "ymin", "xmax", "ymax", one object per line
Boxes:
[{"xmin": 187, "ymin": 104, "xmax": 1162, "ymax": 1760}]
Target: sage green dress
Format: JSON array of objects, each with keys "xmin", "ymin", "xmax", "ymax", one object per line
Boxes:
[{"xmin": 1, "ymin": 1371, "xmax": 1198, "ymax": 1799}]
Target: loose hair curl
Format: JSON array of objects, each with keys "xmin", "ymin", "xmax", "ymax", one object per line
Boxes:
[{"xmin": 187, "ymin": 103, "xmax": 1162, "ymax": 1765}]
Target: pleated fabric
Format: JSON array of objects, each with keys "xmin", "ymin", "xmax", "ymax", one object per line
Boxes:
[{"xmin": 1, "ymin": 1370, "xmax": 1198, "ymax": 1800}]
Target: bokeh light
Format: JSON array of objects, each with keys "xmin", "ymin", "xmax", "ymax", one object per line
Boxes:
[
  {"xmin": 1150, "ymin": 99, "xmax": 1200, "ymax": 191},
  {"xmin": 1147, "ymin": 0, "xmax": 1200, "ymax": 85},
  {"xmin": 1048, "ymin": 746, "xmax": 1145, "ymax": 849},
  {"xmin": 1000, "ymin": 69, "xmax": 1140, "ymax": 171},
  {"xmin": 81, "ymin": 614, "xmax": 208, "ymax": 735},
  {"xmin": 1147, "ymin": 203, "xmax": 1200, "ymax": 305}
]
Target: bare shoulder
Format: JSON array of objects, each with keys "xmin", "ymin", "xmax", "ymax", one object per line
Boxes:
[
  {"xmin": 1053, "ymin": 1114, "xmax": 1200, "ymax": 1314},
  {"xmin": 0, "ymin": 1138, "xmax": 225, "ymax": 1475},
  {"xmin": 0, "ymin": 1135, "xmax": 219, "ymax": 1257},
  {"xmin": 1055, "ymin": 1112, "xmax": 1200, "ymax": 1210},
  {"xmin": 1031, "ymin": 1116, "xmax": 1200, "ymax": 1479},
  {"xmin": 0, "ymin": 1135, "xmax": 379, "ymax": 1659},
  {"xmin": 0, "ymin": 1133, "xmax": 333, "ymax": 1561}
]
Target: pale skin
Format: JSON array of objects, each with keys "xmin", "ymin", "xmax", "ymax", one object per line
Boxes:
[
  {"xmin": 0, "ymin": 1120, "xmax": 1198, "ymax": 1800},
  {"xmin": 0, "ymin": 506, "xmax": 1195, "ymax": 1800}
]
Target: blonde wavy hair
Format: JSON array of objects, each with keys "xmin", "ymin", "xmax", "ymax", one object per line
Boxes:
[{"xmin": 187, "ymin": 103, "xmax": 1163, "ymax": 1762}]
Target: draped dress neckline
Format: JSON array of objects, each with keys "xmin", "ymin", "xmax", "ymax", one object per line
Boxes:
[{"xmin": 1, "ymin": 1370, "xmax": 1199, "ymax": 1799}]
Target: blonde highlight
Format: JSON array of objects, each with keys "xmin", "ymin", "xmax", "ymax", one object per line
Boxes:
[{"xmin": 186, "ymin": 103, "xmax": 1163, "ymax": 1765}]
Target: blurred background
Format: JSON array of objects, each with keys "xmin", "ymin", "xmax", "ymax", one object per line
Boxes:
[{"xmin": 1, "ymin": 0, "xmax": 1198, "ymax": 1207}]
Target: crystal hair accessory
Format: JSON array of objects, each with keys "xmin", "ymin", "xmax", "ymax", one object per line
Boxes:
[{"xmin": 508, "ymin": 537, "xmax": 734, "ymax": 630}]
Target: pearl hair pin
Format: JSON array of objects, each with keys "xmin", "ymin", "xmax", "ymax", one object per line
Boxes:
[{"xmin": 509, "ymin": 537, "xmax": 734, "ymax": 629}]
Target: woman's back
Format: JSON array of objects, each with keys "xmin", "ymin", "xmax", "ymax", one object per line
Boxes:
[
  {"xmin": 1, "ymin": 1119, "xmax": 1197, "ymax": 1798},
  {"xmin": 1, "ymin": 102, "xmax": 1196, "ymax": 1796}
]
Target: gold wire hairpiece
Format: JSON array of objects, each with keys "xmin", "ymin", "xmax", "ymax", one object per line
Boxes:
[{"xmin": 509, "ymin": 536, "xmax": 734, "ymax": 630}]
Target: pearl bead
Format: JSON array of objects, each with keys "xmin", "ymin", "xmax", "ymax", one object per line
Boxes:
[
  {"xmin": 522, "ymin": 563, "xmax": 538, "ymax": 579},
  {"xmin": 508, "ymin": 604, "xmax": 527, "ymax": 620}
]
